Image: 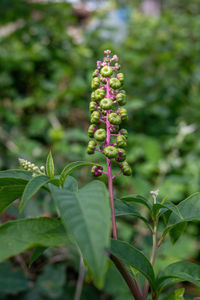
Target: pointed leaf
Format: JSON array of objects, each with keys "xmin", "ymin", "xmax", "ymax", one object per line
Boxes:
[
  {"xmin": 0, "ymin": 169, "xmax": 32, "ymax": 180},
  {"xmin": 115, "ymin": 200, "xmax": 153, "ymax": 232},
  {"xmin": 0, "ymin": 177, "xmax": 27, "ymax": 214},
  {"xmin": 59, "ymin": 161, "xmax": 96, "ymax": 187},
  {"xmin": 46, "ymin": 151, "xmax": 54, "ymax": 178},
  {"xmin": 51, "ymin": 180, "xmax": 110, "ymax": 287},
  {"xmin": 120, "ymin": 194, "xmax": 152, "ymax": 210},
  {"xmin": 19, "ymin": 175, "xmax": 51, "ymax": 213},
  {"xmin": 162, "ymin": 288, "xmax": 185, "ymax": 300},
  {"xmin": 110, "ymin": 239, "xmax": 156, "ymax": 290},
  {"xmin": 0, "ymin": 218, "xmax": 68, "ymax": 262},
  {"xmin": 29, "ymin": 246, "xmax": 47, "ymax": 267},
  {"xmin": 157, "ymin": 261, "xmax": 200, "ymax": 292}
]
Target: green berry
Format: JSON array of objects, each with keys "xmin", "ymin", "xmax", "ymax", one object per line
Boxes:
[
  {"xmin": 100, "ymin": 66, "xmax": 113, "ymax": 77},
  {"xmin": 120, "ymin": 108, "xmax": 128, "ymax": 121},
  {"xmin": 115, "ymin": 148, "xmax": 126, "ymax": 162},
  {"xmin": 94, "ymin": 128, "xmax": 106, "ymax": 141},
  {"xmin": 90, "ymin": 111, "xmax": 100, "ymax": 123},
  {"xmin": 88, "ymin": 124, "xmax": 97, "ymax": 137},
  {"xmin": 104, "ymin": 146, "xmax": 118, "ymax": 159},
  {"xmin": 91, "ymin": 77, "xmax": 100, "ymax": 89},
  {"xmin": 87, "ymin": 140, "xmax": 96, "ymax": 154},
  {"xmin": 116, "ymin": 93, "xmax": 126, "ymax": 106},
  {"xmin": 120, "ymin": 161, "xmax": 132, "ymax": 176},
  {"xmin": 91, "ymin": 92, "xmax": 96, "ymax": 101},
  {"xmin": 89, "ymin": 101, "xmax": 96, "ymax": 112},
  {"xmin": 117, "ymin": 135, "xmax": 127, "ymax": 148},
  {"xmin": 117, "ymin": 73, "xmax": 124, "ymax": 83},
  {"xmin": 109, "ymin": 78, "xmax": 121, "ymax": 89},
  {"xmin": 120, "ymin": 129, "xmax": 128, "ymax": 139},
  {"xmin": 108, "ymin": 112, "xmax": 121, "ymax": 125},
  {"xmin": 94, "ymin": 88, "xmax": 106, "ymax": 101},
  {"xmin": 100, "ymin": 98, "xmax": 113, "ymax": 110},
  {"xmin": 93, "ymin": 69, "xmax": 99, "ymax": 77}
]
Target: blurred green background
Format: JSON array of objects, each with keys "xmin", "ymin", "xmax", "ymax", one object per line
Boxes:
[{"xmin": 0, "ymin": 0, "xmax": 200, "ymax": 299}]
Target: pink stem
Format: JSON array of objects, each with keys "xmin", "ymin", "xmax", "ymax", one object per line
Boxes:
[
  {"xmin": 105, "ymin": 77, "xmax": 118, "ymax": 240},
  {"xmin": 112, "ymin": 171, "xmax": 121, "ymax": 180}
]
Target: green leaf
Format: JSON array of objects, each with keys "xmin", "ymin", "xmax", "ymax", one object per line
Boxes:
[
  {"xmin": 19, "ymin": 175, "xmax": 50, "ymax": 213},
  {"xmin": 162, "ymin": 288, "xmax": 185, "ymax": 300},
  {"xmin": 51, "ymin": 180, "xmax": 110, "ymax": 288},
  {"xmin": 0, "ymin": 261, "xmax": 29, "ymax": 294},
  {"xmin": 0, "ymin": 177, "xmax": 27, "ymax": 214},
  {"xmin": 162, "ymin": 193, "xmax": 200, "ymax": 240},
  {"xmin": 110, "ymin": 239, "xmax": 156, "ymax": 290},
  {"xmin": 59, "ymin": 161, "xmax": 96, "ymax": 187},
  {"xmin": 0, "ymin": 217, "xmax": 68, "ymax": 262},
  {"xmin": 115, "ymin": 200, "xmax": 153, "ymax": 232},
  {"xmin": 0, "ymin": 169, "xmax": 32, "ymax": 180},
  {"xmin": 120, "ymin": 194, "xmax": 152, "ymax": 210},
  {"xmin": 157, "ymin": 261, "xmax": 200, "ymax": 292},
  {"xmin": 46, "ymin": 151, "xmax": 54, "ymax": 178},
  {"xmin": 29, "ymin": 246, "xmax": 47, "ymax": 267}
]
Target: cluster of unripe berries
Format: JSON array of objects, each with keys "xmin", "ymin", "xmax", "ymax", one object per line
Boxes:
[
  {"xmin": 18, "ymin": 158, "xmax": 45, "ymax": 177},
  {"xmin": 87, "ymin": 50, "xmax": 132, "ymax": 177}
]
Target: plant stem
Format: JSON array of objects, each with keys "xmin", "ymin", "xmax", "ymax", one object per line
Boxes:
[
  {"xmin": 74, "ymin": 255, "xmax": 85, "ymax": 300},
  {"xmin": 107, "ymin": 157, "xmax": 117, "ymax": 239},
  {"xmin": 143, "ymin": 222, "xmax": 158, "ymax": 298},
  {"xmin": 110, "ymin": 254, "xmax": 145, "ymax": 300}
]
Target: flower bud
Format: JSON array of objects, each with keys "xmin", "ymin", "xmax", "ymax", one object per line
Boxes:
[
  {"xmin": 91, "ymin": 165, "xmax": 103, "ymax": 177},
  {"xmin": 120, "ymin": 108, "xmax": 128, "ymax": 121},
  {"xmin": 117, "ymin": 135, "xmax": 127, "ymax": 148},
  {"xmin": 108, "ymin": 112, "xmax": 121, "ymax": 125},
  {"xmin": 94, "ymin": 128, "xmax": 106, "ymax": 141},
  {"xmin": 104, "ymin": 146, "xmax": 118, "ymax": 159},
  {"xmin": 89, "ymin": 101, "xmax": 96, "ymax": 112},
  {"xmin": 100, "ymin": 66, "xmax": 113, "ymax": 77},
  {"xmin": 109, "ymin": 78, "xmax": 121, "ymax": 89},
  {"xmin": 115, "ymin": 148, "xmax": 126, "ymax": 162},
  {"xmin": 116, "ymin": 93, "xmax": 126, "ymax": 106},
  {"xmin": 94, "ymin": 88, "xmax": 106, "ymax": 101},
  {"xmin": 88, "ymin": 124, "xmax": 97, "ymax": 137},
  {"xmin": 90, "ymin": 111, "xmax": 100, "ymax": 123},
  {"xmin": 91, "ymin": 77, "xmax": 100, "ymax": 89},
  {"xmin": 117, "ymin": 73, "xmax": 124, "ymax": 83},
  {"xmin": 100, "ymin": 98, "xmax": 113, "ymax": 110},
  {"xmin": 120, "ymin": 161, "xmax": 132, "ymax": 176}
]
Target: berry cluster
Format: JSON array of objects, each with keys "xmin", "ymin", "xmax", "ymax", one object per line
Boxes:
[
  {"xmin": 87, "ymin": 50, "xmax": 132, "ymax": 177},
  {"xmin": 18, "ymin": 158, "xmax": 45, "ymax": 177}
]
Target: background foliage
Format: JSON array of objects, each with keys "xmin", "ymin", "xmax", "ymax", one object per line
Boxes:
[{"xmin": 0, "ymin": 0, "xmax": 199, "ymax": 299}]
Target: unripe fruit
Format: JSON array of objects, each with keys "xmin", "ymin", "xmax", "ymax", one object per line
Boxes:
[
  {"xmin": 115, "ymin": 148, "xmax": 126, "ymax": 162},
  {"xmin": 87, "ymin": 140, "xmax": 96, "ymax": 154},
  {"xmin": 116, "ymin": 93, "xmax": 126, "ymax": 106},
  {"xmin": 89, "ymin": 101, "xmax": 96, "ymax": 112},
  {"xmin": 120, "ymin": 161, "xmax": 132, "ymax": 176},
  {"xmin": 91, "ymin": 92, "xmax": 96, "ymax": 101},
  {"xmin": 91, "ymin": 165, "xmax": 103, "ymax": 177},
  {"xmin": 100, "ymin": 98, "xmax": 113, "ymax": 110},
  {"xmin": 104, "ymin": 146, "xmax": 118, "ymax": 159},
  {"xmin": 120, "ymin": 108, "xmax": 128, "ymax": 121},
  {"xmin": 91, "ymin": 77, "xmax": 100, "ymax": 89},
  {"xmin": 93, "ymin": 69, "xmax": 99, "ymax": 77},
  {"xmin": 120, "ymin": 129, "xmax": 128, "ymax": 139},
  {"xmin": 109, "ymin": 78, "xmax": 121, "ymax": 89},
  {"xmin": 94, "ymin": 88, "xmax": 106, "ymax": 101},
  {"xmin": 90, "ymin": 111, "xmax": 100, "ymax": 123},
  {"xmin": 94, "ymin": 128, "xmax": 106, "ymax": 141},
  {"xmin": 88, "ymin": 124, "xmax": 97, "ymax": 137},
  {"xmin": 117, "ymin": 135, "xmax": 127, "ymax": 148},
  {"xmin": 100, "ymin": 66, "xmax": 113, "ymax": 77},
  {"xmin": 108, "ymin": 112, "xmax": 121, "ymax": 125},
  {"xmin": 117, "ymin": 73, "xmax": 124, "ymax": 83}
]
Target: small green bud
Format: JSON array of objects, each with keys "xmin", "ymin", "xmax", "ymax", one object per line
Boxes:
[
  {"xmin": 116, "ymin": 93, "xmax": 126, "ymax": 106},
  {"xmin": 100, "ymin": 66, "xmax": 113, "ymax": 77},
  {"xmin": 117, "ymin": 73, "xmax": 124, "ymax": 83},
  {"xmin": 108, "ymin": 112, "xmax": 121, "ymax": 125},
  {"xmin": 89, "ymin": 101, "xmax": 96, "ymax": 112},
  {"xmin": 117, "ymin": 135, "xmax": 127, "ymax": 148},
  {"xmin": 115, "ymin": 148, "xmax": 126, "ymax": 162},
  {"xmin": 104, "ymin": 146, "xmax": 118, "ymax": 159},
  {"xmin": 120, "ymin": 108, "xmax": 128, "ymax": 121},
  {"xmin": 94, "ymin": 128, "xmax": 106, "ymax": 141},
  {"xmin": 94, "ymin": 88, "xmax": 106, "ymax": 101},
  {"xmin": 120, "ymin": 161, "xmax": 132, "ymax": 176},
  {"xmin": 93, "ymin": 69, "xmax": 99, "ymax": 77},
  {"xmin": 109, "ymin": 78, "xmax": 121, "ymax": 89},
  {"xmin": 88, "ymin": 124, "xmax": 97, "ymax": 137},
  {"xmin": 120, "ymin": 129, "xmax": 128, "ymax": 139},
  {"xmin": 87, "ymin": 140, "xmax": 96, "ymax": 154},
  {"xmin": 90, "ymin": 111, "xmax": 100, "ymax": 123},
  {"xmin": 100, "ymin": 98, "xmax": 113, "ymax": 110},
  {"xmin": 91, "ymin": 92, "xmax": 96, "ymax": 101},
  {"xmin": 91, "ymin": 77, "xmax": 100, "ymax": 89}
]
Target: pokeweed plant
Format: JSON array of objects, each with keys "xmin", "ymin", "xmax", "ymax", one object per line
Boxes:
[{"xmin": 0, "ymin": 51, "xmax": 200, "ymax": 300}]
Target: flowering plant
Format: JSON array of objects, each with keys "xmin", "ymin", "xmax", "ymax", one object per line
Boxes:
[{"xmin": 0, "ymin": 51, "xmax": 200, "ymax": 299}]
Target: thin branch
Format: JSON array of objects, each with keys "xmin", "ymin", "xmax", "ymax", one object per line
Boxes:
[{"xmin": 74, "ymin": 255, "xmax": 86, "ymax": 300}]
